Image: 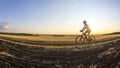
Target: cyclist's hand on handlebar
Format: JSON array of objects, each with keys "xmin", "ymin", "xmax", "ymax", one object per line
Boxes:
[{"xmin": 80, "ymin": 30, "xmax": 83, "ymax": 32}]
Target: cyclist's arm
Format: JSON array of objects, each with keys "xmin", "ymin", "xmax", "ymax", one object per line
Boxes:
[{"xmin": 81, "ymin": 26, "xmax": 86, "ymax": 31}]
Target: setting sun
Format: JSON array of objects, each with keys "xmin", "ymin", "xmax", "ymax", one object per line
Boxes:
[{"xmin": 88, "ymin": 21, "xmax": 103, "ymax": 34}]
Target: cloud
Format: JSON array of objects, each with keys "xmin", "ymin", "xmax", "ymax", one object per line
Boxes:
[{"xmin": 0, "ymin": 22, "xmax": 10, "ymax": 29}]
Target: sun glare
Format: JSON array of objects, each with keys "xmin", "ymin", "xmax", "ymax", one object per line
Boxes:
[
  {"xmin": 88, "ymin": 22, "xmax": 101, "ymax": 34},
  {"xmin": 89, "ymin": 23, "xmax": 97, "ymax": 31}
]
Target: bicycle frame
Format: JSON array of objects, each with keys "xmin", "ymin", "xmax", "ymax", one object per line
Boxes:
[
  {"xmin": 75, "ymin": 31, "xmax": 95, "ymax": 44},
  {"xmin": 80, "ymin": 31, "xmax": 89, "ymax": 39}
]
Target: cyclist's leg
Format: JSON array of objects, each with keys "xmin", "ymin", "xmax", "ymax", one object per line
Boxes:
[
  {"xmin": 81, "ymin": 31, "xmax": 85, "ymax": 39},
  {"xmin": 85, "ymin": 30, "xmax": 91, "ymax": 39},
  {"xmin": 88, "ymin": 31, "xmax": 91, "ymax": 38},
  {"xmin": 84, "ymin": 31, "xmax": 88, "ymax": 39},
  {"xmin": 87, "ymin": 30, "xmax": 92, "ymax": 41}
]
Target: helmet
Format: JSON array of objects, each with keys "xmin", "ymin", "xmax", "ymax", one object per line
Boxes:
[{"xmin": 83, "ymin": 20, "xmax": 87, "ymax": 24}]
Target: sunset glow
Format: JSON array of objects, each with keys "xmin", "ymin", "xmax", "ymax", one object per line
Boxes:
[{"xmin": 0, "ymin": 0, "xmax": 120, "ymax": 34}]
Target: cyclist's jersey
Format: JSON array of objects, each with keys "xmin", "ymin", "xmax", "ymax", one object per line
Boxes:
[{"xmin": 82, "ymin": 24, "xmax": 91, "ymax": 32}]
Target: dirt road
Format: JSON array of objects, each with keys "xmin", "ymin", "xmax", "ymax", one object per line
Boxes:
[{"xmin": 0, "ymin": 38, "xmax": 120, "ymax": 68}]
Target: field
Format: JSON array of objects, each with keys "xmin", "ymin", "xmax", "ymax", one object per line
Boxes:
[
  {"xmin": 0, "ymin": 33, "xmax": 120, "ymax": 68},
  {"xmin": 0, "ymin": 33, "xmax": 120, "ymax": 46}
]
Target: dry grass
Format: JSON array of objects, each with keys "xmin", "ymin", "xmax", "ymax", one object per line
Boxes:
[
  {"xmin": 0, "ymin": 34, "xmax": 120, "ymax": 45},
  {"xmin": 0, "ymin": 34, "xmax": 120, "ymax": 41},
  {"xmin": 0, "ymin": 34, "xmax": 77, "ymax": 41}
]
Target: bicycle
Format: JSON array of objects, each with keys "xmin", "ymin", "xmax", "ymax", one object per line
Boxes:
[{"xmin": 75, "ymin": 31, "xmax": 95, "ymax": 44}]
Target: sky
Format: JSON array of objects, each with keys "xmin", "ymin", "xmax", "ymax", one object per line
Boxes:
[{"xmin": 0, "ymin": 0, "xmax": 120, "ymax": 34}]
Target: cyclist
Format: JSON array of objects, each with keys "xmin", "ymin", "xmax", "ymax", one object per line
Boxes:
[{"xmin": 80, "ymin": 20, "xmax": 91, "ymax": 39}]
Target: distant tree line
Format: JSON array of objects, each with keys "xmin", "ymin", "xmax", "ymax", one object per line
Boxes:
[{"xmin": 0, "ymin": 32, "xmax": 39, "ymax": 36}]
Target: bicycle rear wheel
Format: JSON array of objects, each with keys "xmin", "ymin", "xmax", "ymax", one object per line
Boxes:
[
  {"xmin": 75, "ymin": 35, "xmax": 84, "ymax": 44},
  {"xmin": 88, "ymin": 35, "xmax": 95, "ymax": 43}
]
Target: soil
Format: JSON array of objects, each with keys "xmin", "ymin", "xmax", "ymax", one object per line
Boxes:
[{"xmin": 0, "ymin": 39, "xmax": 120, "ymax": 68}]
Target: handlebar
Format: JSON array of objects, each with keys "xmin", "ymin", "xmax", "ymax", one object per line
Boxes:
[{"xmin": 80, "ymin": 30, "xmax": 83, "ymax": 32}]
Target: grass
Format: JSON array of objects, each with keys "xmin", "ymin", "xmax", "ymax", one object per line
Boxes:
[
  {"xmin": 0, "ymin": 33, "xmax": 120, "ymax": 46},
  {"xmin": 0, "ymin": 36, "xmax": 76, "ymax": 45},
  {"xmin": 95, "ymin": 36, "xmax": 120, "ymax": 43}
]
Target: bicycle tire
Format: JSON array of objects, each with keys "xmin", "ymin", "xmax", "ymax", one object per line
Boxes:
[
  {"xmin": 88, "ymin": 35, "xmax": 95, "ymax": 43},
  {"xmin": 75, "ymin": 35, "xmax": 84, "ymax": 44}
]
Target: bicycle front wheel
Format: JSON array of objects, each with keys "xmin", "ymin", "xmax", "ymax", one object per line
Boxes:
[{"xmin": 75, "ymin": 35, "xmax": 84, "ymax": 44}]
